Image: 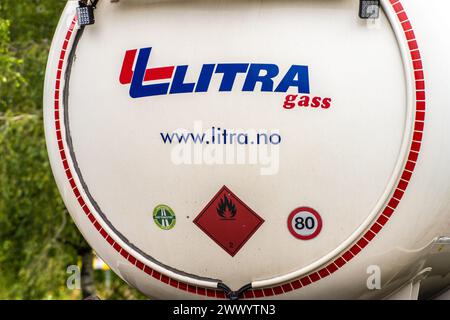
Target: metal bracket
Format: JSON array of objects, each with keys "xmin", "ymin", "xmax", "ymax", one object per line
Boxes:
[
  {"xmin": 359, "ymin": 0, "xmax": 381, "ymax": 19},
  {"xmin": 218, "ymin": 283, "xmax": 253, "ymax": 301},
  {"xmin": 79, "ymin": 0, "xmax": 99, "ymax": 7}
]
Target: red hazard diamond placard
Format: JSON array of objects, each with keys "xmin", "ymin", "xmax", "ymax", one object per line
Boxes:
[{"xmin": 194, "ymin": 186, "xmax": 264, "ymax": 257}]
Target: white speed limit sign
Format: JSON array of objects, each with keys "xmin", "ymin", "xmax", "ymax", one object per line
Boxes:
[{"xmin": 288, "ymin": 207, "xmax": 323, "ymax": 240}]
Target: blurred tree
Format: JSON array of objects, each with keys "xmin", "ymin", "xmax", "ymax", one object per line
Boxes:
[
  {"xmin": 0, "ymin": 1, "xmax": 145, "ymax": 300},
  {"xmin": 0, "ymin": 19, "xmax": 25, "ymax": 112}
]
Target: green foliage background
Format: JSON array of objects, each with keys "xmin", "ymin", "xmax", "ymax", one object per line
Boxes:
[{"xmin": 0, "ymin": 0, "xmax": 145, "ymax": 300}]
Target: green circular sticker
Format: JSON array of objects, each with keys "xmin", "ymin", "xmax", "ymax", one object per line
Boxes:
[{"xmin": 153, "ymin": 205, "xmax": 176, "ymax": 230}]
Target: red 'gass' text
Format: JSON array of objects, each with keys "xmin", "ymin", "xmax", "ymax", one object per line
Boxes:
[{"xmin": 283, "ymin": 94, "xmax": 332, "ymax": 110}]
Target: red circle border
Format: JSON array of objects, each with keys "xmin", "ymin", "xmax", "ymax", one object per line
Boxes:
[{"xmin": 288, "ymin": 207, "xmax": 323, "ymax": 240}]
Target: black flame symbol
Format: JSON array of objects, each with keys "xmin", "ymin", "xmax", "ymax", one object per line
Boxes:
[{"xmin": 217, "ymin": 195, "xmax": 237, "ymax": 219}]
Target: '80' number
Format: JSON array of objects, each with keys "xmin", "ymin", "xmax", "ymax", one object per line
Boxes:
[{"xmin": 288, "ymin": 207, "xmax": 323, "ymax": 240}]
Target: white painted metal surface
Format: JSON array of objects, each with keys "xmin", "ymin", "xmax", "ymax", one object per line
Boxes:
[{"xmin": 44, "ymin": 0, "xmax": 450, "ymax": 299}]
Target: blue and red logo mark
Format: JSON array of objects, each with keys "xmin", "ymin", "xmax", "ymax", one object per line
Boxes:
[
  {"xmin": 119, "ymin": 47, "xmax": 311, "ymax": 98},
  {"xmin": 119, "ymin": 47, "xmax": 332, "ymax": 109}
]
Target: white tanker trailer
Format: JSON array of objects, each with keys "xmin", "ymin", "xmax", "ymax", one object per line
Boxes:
[{"xmin": 44, "ymin": 0, "xmax": 450, "ymax": 299}]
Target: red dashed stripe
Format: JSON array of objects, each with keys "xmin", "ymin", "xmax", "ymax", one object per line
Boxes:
[
  {"xmin": 53, "ymin": 17, "xmax": 223, "ymax": 299},
  {"xmin": 241, "ymin": 0, "xmax": 426, "ymax": 298},
  {"xmin": 55, "ymin": 0, "xmax": 425, "ymax": 299}
]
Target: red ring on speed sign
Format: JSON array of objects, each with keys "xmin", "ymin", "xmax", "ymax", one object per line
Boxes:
[{"xmin": 288, "ymin": 207, "xmax": 323, "ymax": 240}]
